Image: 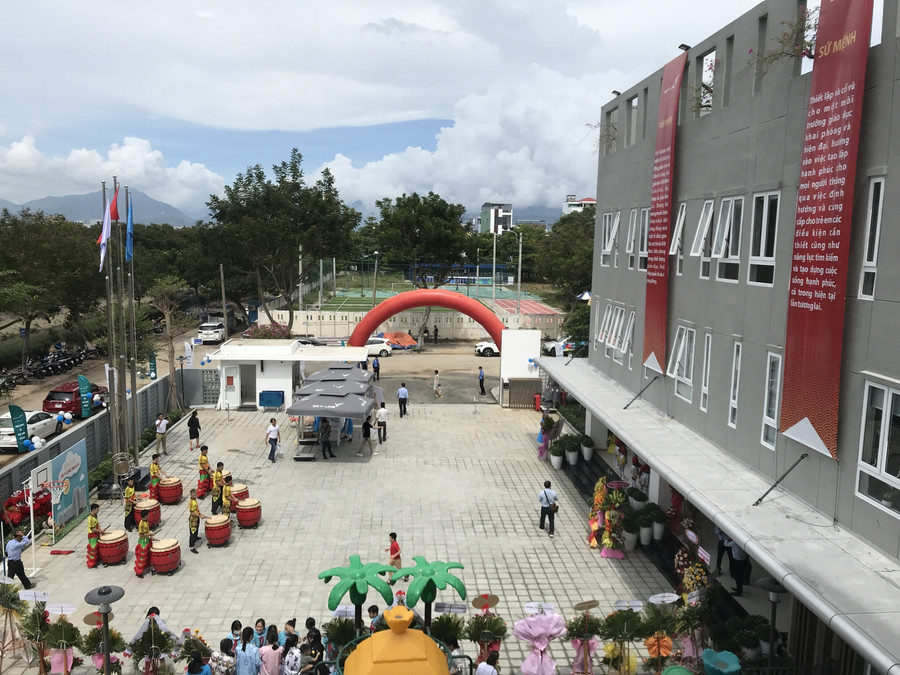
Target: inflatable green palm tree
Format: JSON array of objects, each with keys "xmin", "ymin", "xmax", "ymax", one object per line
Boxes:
[
  {"xmin": 395, "ymin": 556, "xmax": 466, "ymax": 630},
  {"xmin": 318, "ymin": 555, "xmax": 395, "ymax": 633}
]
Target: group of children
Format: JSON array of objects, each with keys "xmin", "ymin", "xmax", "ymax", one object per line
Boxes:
[{"xmin": 214, "ymin": 616, "xmax": 329, "ymax": 675}]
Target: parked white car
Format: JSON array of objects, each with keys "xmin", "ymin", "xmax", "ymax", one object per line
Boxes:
[
  {"xmin": 0, "ymin": 410, "xmax": 60, "ymax": 451},
  {"xmin": 198, "ymin": 322, "xmax": 226, "ymax": 344},
  {"xmin": 365, "ymin": 338, "xmax": 393, "ymax": 357},
  {"xmin": 475, "ymin": 341, "xmax": 500, "ymax": 357}
]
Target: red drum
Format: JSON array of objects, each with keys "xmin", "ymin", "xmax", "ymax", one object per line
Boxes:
[
  {"xmin": 236, "ymin": 498, "xmax": 261, "ymax": 529},
  {"xmin": 158, "ymin": 477, "xmax": 183, "ymax": 505},
  {"xmin": 204, "ymin": 515, "xmax": 232, "ymax": 547},
  {"xmin": 150, "ymin": 538, "xmax": 181, "ymax": 575},
  {"xmin": 98, "ymin": 530, "xmax": 129, "ymax": 565},
  {"xmin": 231, "ymin": 483, "xmax": 249, "ymax": 501},
  {"xmin": 134, "ymin": 499, "xmax": 161, "ymax": 528}
]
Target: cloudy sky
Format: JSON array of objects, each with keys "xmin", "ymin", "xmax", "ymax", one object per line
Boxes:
[{"xmin": 0, "ymin": 1, "xmax": 763, "ymax": 217}]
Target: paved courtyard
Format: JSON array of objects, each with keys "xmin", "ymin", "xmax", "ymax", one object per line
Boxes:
[{"xmin": 5, "ymin": 379, "xmax": 673, "ymax": 673}]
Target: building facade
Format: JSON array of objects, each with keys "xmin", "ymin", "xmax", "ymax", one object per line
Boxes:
[
  {"xmin": 562, "ymin": 194, "xmax": 596, "ymax": 216},
  {"xmin": 478, "ymin": 202, "xmax": 513, "ymax": 234},
  {"xmin": 537, "ymin": 1, "xmax": 900, "ymax": 672}
]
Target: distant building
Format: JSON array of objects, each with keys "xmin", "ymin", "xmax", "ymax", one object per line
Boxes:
[
  {"xmin": 562, "ymin": 195, "xmax": 596, "ymax": 216},
  {"xmin": 515, "ymin": 219, "xmax": 548, "ymax": 232},
  {"xmin": 478, "ymin": 203, "xmax": 513, "ymax": 234}
]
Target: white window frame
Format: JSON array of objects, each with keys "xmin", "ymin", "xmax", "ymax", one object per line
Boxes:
[
  {"xmin": 638, "ymin": 208, "xmax": 650, "ymax": 271},
  {"xmin": 856, "ymin": 381, "xmax": 900, "ymax": 517},
  {"xmin": 748, "ymin": 191, "xmax": 780, "ymax": 286},
  {"xmin": 596, "ymin": 303, "xmax": 613, "ymax": 348},
  {"xmin": 600, "ymin": 212, "xmax": 613, "ymax": 267},
  {"xmin": 713, "ymin": 197, "xmax": 743, "ymax": 281},
  {"xmin": 859, "ymin": 177, "xmax": 884, "ymax": 300},
  {"xmin": 689, "ymin": 199, "xmax": 715, "ymax": 256},
  {"xmin": 700, "ymin": 332, "xmax": 711, "ymax": 412},
  {"xmin": 609, "ymin": 306, "xmax": 629, "ymax": 364},
  {"xmin": 670, "ymin": 203, "xmax": 687, "ymax": 276},
  {"xmin": 728, "ymin": 341, "xmax": 742, "ymax": 428},
  {"xmin": 625, "ymin": 312, "xmax": 636, "ymax": 370},
  {"xmin": 666, "ymin": 325, "xmax": 696, "ymax": 402},
  {"xmin": 626, "ymin": 209, "xmax": 638, "ymax": 269},
  {"xmin": 601, "ymin": 211, "xmax": 621, "ymax": 265},
  {"xmin": 761, "ymin": 352, "xmax": 782, "ymax": 449}
]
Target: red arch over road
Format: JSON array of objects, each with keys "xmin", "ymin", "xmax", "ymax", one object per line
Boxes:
[{"xmin": 348, "ymin": 288, "xmax": 505, "ymax": 349}]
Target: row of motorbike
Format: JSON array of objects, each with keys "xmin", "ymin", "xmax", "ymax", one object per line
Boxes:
[{"xmin": 0, "ymin": 346, "xmax": 101, "ymax": 387}]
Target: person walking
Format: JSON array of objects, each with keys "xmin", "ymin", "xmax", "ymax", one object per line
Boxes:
[
  {"xmin": 155, "ymin": 413, "xmax": 170, "ymax": 455},
  {"xmin": 187, "ymin": 411, "xmax": 201, "ymax": 451},
  {"xmin": 433, "ymin": 325, "xmax": 439, "ymax": 344},
  {"xmin": 538, "ymin": 481, "xmax": 559, "ymax": 538},
  {"xmin": 264, "ymin": 418, "xmax": 281, "ymax": 464},
  {"xmin": 397, "ymin": 382, "xmax": 409, "ymax": 418},
  {"xmin": 318, "ymin": 418, "xmax": 336, "ymax": 459},
  {"xmin": 372, "ymin": 356, "xmax": 381, "ymax": 381},
  {"xmin": 725, "ymin": 537, "xmax": 750, "ymax": 596},
  {"xmin": 385, "ymin": 532, "xmax": 404, "ymax": 584},
  {"xmin": 478, "ymin": 366, "xmax": 486, "ymax": 396},
  {"xmin": 356, "ymin": 415, "xmax": 377, "ymax": 456},
  {"xmin": 5, "ymin": 530, "xmax": 34, "ymax": 589},
  {"xmin": 376, "ymin": 402, "xmax": 390, "ymax": 443},
  {"xmin": 433, "ymin": 370, "xmax": 443, "ymax": 398}
]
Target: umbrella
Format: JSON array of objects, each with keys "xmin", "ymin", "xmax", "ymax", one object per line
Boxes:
[
  {"xmin": 286, "ymin": 392, "xmax": 375, "ymax": 419},
  {"xmin": 513, "ymin": 612, "xmax": 566, "ymax": 675},
  {"xmin": 577, "ymin": 291, "xmax": 592, "ymax": 300},
  {"xmin": 296, "ymin": 381, "xmax": 370, "ymax": 396},
  {"xmin": 305, "ymin": 368, "xmax": 374, "ymax": 383}
]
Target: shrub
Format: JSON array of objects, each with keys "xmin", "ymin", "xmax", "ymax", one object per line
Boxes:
[
  {"xmin": 322, "ymin": 618, "xmax": 358, "ymax": 649},
  {"xmin": 579, "ymin": 435, "xmax": 594, "ymax": 448},
  {"xmin": 565, "ymin": 613, "xmax": 604, "ymax": 640},
  {"xmin": 429, "ymin": 614, "xmax": 465, "ymax": 646},
  {"xmin": 463, "ymin": 614, "xmax": 507, "ymax": 644}
]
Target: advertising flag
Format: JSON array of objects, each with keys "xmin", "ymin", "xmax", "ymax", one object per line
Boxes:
[
  {"xmin": 780, "ymin": 0, "xmax": 874, "ymax": 459},
  {"xmin": 98, "ymin": 195, "xmax": 112, "ymax": 272},
  {"xmin": 77, "ymin": 374, "xmax": 93, "ymax": 419},
  {"xmin": 126, "ymin": 194, "xmax": 134, "ymax": 262},
  {"xmin": 109, "ymin": 186, "xmax": 119, "ymax": 221},
  {"xmin": 9, "ymin": 404, "xmax": 28, "ymax": 453}
]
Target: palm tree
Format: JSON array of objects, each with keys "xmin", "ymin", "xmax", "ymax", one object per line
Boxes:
[
  {"xmin": 318, "ymin": 555, "xmax": 395, "ymax": 634},
  {"xmin": 395, "ymin": 556, "xmax": 466, "ymax": 630}
]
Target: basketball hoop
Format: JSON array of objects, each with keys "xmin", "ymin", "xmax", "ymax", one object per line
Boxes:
[{"xmin": 41, "ymin": 481, "xmax": 67, "ymax": 505}]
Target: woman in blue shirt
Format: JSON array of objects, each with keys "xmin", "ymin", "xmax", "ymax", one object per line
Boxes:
[{"xmin": 234, "ymin": 626, "xmax": 261, "ymax": 675}]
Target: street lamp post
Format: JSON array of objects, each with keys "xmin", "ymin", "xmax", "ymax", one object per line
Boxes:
[
  {"xmin": 516, "ymin": 231, "xmax": 523, "ymax": 315},
  {"xmin": 85, "ymin": 585, "xmax": 125, "ymax": 675},
  {"xmin": 176, "ymin": 356, "xmax": 186, "ymax": 409},
  {"xmin": 757, "ymin": 577, "xmax": 787, "ymax": 666},
  {"xmin": 372, "ymin": 251, "xmax": 379, "ymax": 308}
]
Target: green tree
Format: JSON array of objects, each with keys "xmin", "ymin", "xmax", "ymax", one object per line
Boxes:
[
  {"xmin": 318, "ymin": 555, "xmax": 396, "ymax": 633},
  {"xmin": 375, "ymin": 192, "xmax": 469, "ymax": 335},
  {"xmin": 562, "ymin": 302, "xmax": 591, "ymax": 342},
  {"xmin": 394, "ymin": 556, "xmax": 466, "ymax": 630},
  {"xmin": 146, "ymin": 275, "xmax": 190, "ymax": 411},
  {"xmin": 535, "ymin": 206, "xmax": 595, "ymax": 307}
]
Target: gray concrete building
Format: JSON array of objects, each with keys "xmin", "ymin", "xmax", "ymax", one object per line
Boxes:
[{"xmin": 537, "ymin": 1, "xmax": 900, "ymax": 672}]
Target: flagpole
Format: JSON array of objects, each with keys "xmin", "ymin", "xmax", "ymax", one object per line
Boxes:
[
  {"xmin": 113, "ymin": 177, "xmax": 129, "ymax": 454},
  {"xmin": 126, "ymin": 187, "xmax": 140, "ymax": 464},
  {"xmin": 101, "ymin": 181, "xmax": 120, "ymax": 463}
]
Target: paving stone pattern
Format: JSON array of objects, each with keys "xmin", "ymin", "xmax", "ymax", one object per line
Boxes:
[{"xmin": 5, "ymin": 399, "xmax": 673, "ymax": 674}]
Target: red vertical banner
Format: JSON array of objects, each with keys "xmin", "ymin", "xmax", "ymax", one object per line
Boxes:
[
  {"xmin": 781, "ymin": 0, "xmax": 873, "ymax": 459},
  {"xmin": 643, "ymin": 52, "xmax": 688, "ymax": 374}
]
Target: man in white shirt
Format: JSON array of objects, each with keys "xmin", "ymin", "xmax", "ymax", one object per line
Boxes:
[
  {"xmin": 397, "ymin": 383, "xmax": 409, "ymax": 418},
  {"xmin": 4, "ymin": 530, "xmax": 34, "ymax": 588},
  {"xmin": 538, "ymin": 481, "xmax": 559, "ymax": 538},
  {"xmin": 154, "ymin": 413, "xmax": 169, "ymax": 455},
  {"xmin": 375, "ymin": 402, "xmax": 390, "ymax": 444},
  {"xmin": 265, "ymin": 418, "xmax": 281, "ymax": 463}
]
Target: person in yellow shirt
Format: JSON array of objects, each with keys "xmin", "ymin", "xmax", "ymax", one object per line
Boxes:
[
  {"xmin": 133, "ymin": 509, "xmax": 154, "ymax": 578},
  {"xmin": 211, "ymin": 462, "xmax": 225, "ymax": 515},
  {"xmin": 148, "ymin": 454, "xmax": 169, "ymax": 501},
  {"xmin": 221, "ymin": 475, "xmax": 235, "ymax": 518},
  {"xmin": 188, "ymin": 488, "xmax": 207, "ymax": 554},
  {"xmin": 197, "ymin": 446, "xmax": 212, "ymax": 499},
  {"xmin": 123, "ymin": 478, "xmax": 136, "ymax": 532},
  {"xmin": 86, "ymin": 503, "xmax": 106, "ymax": 569}
]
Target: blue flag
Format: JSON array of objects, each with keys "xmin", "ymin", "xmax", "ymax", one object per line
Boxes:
[{"xmin": 125, "ymin": 194, "xmax": 134, "ymax": 262}]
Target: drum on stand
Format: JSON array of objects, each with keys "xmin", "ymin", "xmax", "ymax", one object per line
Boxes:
[
  {"xmin": 205, "ymin": 515, "xmax": 232, "ymax": 547},
  {"xmin": 98, "ymin": 530, "xmax": 129, "ymax": 565},
  {"xmin": 150, "ymin": 538, "xmax": 181, "ymax": 575},
  {"xmin": 134, "ymin": 499, "xmax": 161, "ymax": 527},
  {"xmin": 236, "ymin": 498, "xmax": 261, "ymax": 529},
  {"xmin": 158, "ymin": 477, "xmax": 183, "ymax": 505},
  {"xmin": 231, "ymin": 483, "xmax": 249, "ymax": 501}
]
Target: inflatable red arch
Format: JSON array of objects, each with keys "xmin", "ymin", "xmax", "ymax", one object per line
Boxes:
[{"xmin": 348, "ymin": 288, "xmax": 504, "ymax": 349}]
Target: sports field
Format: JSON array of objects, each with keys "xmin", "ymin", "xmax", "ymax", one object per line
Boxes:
[{"xmin": 321, "ymin": 285, "xmax": 548, "ymax": 312}]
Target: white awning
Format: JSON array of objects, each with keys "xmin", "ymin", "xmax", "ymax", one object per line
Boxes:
[
  {"xmin": 206, "ymin": 338, "xmax": 368, "ymax": 363},
  {"xmin": 535, "ymin": 356, "xmax": 900, "ymax": 675}
]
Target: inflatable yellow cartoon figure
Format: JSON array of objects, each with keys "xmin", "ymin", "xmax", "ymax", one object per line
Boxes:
[{"xmin": 344, "ymin": 605, "xmax": 449, "ymax": 675}]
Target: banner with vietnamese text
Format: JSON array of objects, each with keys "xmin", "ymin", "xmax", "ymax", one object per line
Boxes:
[
  {"xmin": 643, "ymin": 51, "xmax": 688, "ymax": 374},
  {"xmin": 780, "ymin": 0, "xmax": 873, "ymax": 459}
]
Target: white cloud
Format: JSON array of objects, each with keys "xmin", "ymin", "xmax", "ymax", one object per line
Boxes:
[{"xmin": 0, "ymin": 137, "xmax": 224, "ymax": 209}]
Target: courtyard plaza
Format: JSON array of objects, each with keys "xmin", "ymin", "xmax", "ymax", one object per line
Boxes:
[{"xmin": 5, "ymin": 374, "xmax": 672, "ymax": 674}]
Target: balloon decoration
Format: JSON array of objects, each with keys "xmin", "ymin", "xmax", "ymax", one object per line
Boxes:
[
  {"xmin": 150, "ymin": 372, "xmax": 157, "ymax": 380},
  {"xmin": 64, "ymin": 413, "xmax": 73, "ymax": 420},
  {"xmin": 57, "ymin": 415, "xmax": 64, "ymax": 422}
]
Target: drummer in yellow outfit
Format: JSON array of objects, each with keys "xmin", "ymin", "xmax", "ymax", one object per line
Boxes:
[
  {"xmin": 188, "ymin": 488, "xmax": 208, "ymax": 554},
  {"xmin": 134, "ymin": 510, "xmax": 154, "ymax": 578},
  {"xmin": 221, "ymin": 475, "xmax": 235, "ymax": 518},
  {"xmin": 148, "ymin": 454, "xmax": 169, "ymax": 501},
  {"xmin": 197, "ymin": 446, "xmax": 212, "ymax": 498},
  {"xmin": 123, "ymin": 478, "xmax": 136, "ymax": 532},
  {"xmin": 86, "ymin": 502, "xmax": 107, "ymax": 568},
  {"xmin": 211, "ymin": 462, "xmax": 224, "ymax": 515}
]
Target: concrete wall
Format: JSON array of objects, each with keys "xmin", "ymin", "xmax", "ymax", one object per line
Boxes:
[{"xmin": 590, "ymin": 0, "xmax": 900, "ymax": 557}]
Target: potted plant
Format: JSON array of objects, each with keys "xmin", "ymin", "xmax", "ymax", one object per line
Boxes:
[
  {"xmin": 646, "ymin": 503, "xmax": 667, "ymax": 540},
  {"xmin": 564, "ymin": 435, "xmax": 580, "ymax": 466},
  {"xmin": 745, "ymin": 615, "xmax": 771, "ymax": 656},
  {"xmin": 580, "ymin": 435, "xmax": 595, "ymax": 461},
  {"xmin": 623, "ymin": 512, "xmax": 639, "ymax": 552},
  {"xmin": 44, "ymin": 615, "xmax": 83, "ymax": 675},
  {"xmin": 464, "ymin": 612, "xmax": 507, "ymax": 664},
  {"xmin": 637, "ymin": 508, "xmax": 655, "ymax": 546},
  {"xmin": 600, "ymin": 609, "xmax": 643, "ymax": 674},
  {"xmin": 429, "ymin": 614, "xmax": 465, "ymax": 647},
  {"xmin": 627, "ymin": 487, "xmax": 648, "ymax": 511},
  {"xmin": 83, "ymin": 625, "xmax": 127, "ymax": 674},
  {"xmin": 565, "ymin": 611, "xmax": 604, "ymax": 674},
  {"xmin": 177, "ymin": 630, "xmax": 212, "ymax": 664},
  {"xmin": 641, "ymin": 603, "xmax": 676, "ymax": 675},
  {"xmin": 736, "ymin": 627, "xmax": 761, "ymax": 660},
  {"xmin": 548, "ymin": 439, "xmax": 566, "ymax": 470}
]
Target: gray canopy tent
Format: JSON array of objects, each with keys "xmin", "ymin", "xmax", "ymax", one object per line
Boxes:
[{"xmin": 287, "ymin": 381, "xmax": 376, "ymax": 461}]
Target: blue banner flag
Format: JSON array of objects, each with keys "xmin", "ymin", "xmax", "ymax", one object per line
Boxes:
[{"xmin": 126, "ymin": 194, "xmax": 134, "ymax": 262}]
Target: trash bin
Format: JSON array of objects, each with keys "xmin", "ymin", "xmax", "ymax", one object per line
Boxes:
[{"xmin": 534, "ymin": 394, "xmax": 541, "ymax": 411}]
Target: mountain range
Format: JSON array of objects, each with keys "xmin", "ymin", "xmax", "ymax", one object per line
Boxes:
[{"xmin": 0, "ymin": 190, "xmax": 198, "ymax": 227}]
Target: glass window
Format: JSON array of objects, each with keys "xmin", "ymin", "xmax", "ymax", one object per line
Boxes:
[
  {"xmin": 700, "ymin": 333, "xmax": 711, "ymax": 412},
  {"xmin": 666, "ymin": 325, "xmax": 696, "ymax": 402},
  {"xmin": 600, "ymin": 212, "xmax": 613, "ymax": 267},
  {"xmin": 604, "ymin": 107, "xmax": 619, "ymax": 154},
  {"xmin": 713, "ymin": 197, "xmax": 743, "ymax": 281},
  {"xmin": 669, "ymin": 203, "xmax": 687, "ymax": 276},
  {"xmin": 749, "ymin": 192, "xmax": 780, "ymax": 285},
  {"xmin": 859, "ymin": 177, "xmax": 884, "ymax": 299},
  {"xmin": 609, "ymin": 306, "xmax": 628, "ymax": 364},
  {"xmin": 729, "ymin": 342, "xmax": 742, "ymax": 427},
  {"xmin": 596, "ymin": 304, "xmax": 613, "ymax": 349},
  {"xmin": 761, "ymin": 353, "xmax": 782, "ymax": 449},
  {"xmin": 602, "ymin": 211, "xmax": 621, "ymax": 267},
  {"xmin": 857, "ymin": 382, "xmax": 900, "ymax": 516},
  {"xmin": 625, "ymin": 312, "xmax": 636, "ymax": 370},
  {"xmin": 689, "ymin": 200, "xmax": 715, "ymax": 256},
  {"xmin": 626, "ymin": 96, "xmax": 640, "ymax": 147},
  {"xmin": 638, "ymin": 208, "xmax": 650, "ymax": 271},
  {"xmin": 626, "ymin": 209, "xmax": 638, "ymax": 269}
]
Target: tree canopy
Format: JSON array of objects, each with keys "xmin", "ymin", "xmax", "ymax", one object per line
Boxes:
[{"xmin": 535, "ymin": 206, "xmax": 595, "ymax": 303}]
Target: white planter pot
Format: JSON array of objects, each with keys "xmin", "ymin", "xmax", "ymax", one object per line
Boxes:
[
  {"xmin": 743, "ymin": 646, "xmax": 761, "ymax": 660},
  {"xmin": 565, "ymin": 450, "xmax": 579, "ymax": 466},
  {"xmin": 629, "ymin": 497, "xmax": 646, "ymax": 511},
  {"xmin": 624, "ymin": 530, "xmax": 639, "ymax": 551},
  {"xmin": 550, "ymin": 454, "xmax": 564, "ymax": 470},
  {"xmin": 639, "ymin": 525, "xmax": 653, "ymax": 546},
  {"xmin": 759, "ymin": 639, "xmax": 770, "ymax": 656},
  {"xmin": 652, "ymin": 521, "xmax": 666, "ymax": 540},
  {"xmin": 581, "ymin": 444, "xmax": 594, "ymax": 461}
]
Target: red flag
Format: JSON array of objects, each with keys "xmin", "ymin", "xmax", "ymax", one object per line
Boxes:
[{"xmin": 110, "ymin": 186, "xmax": 120, "ymax": 221}]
